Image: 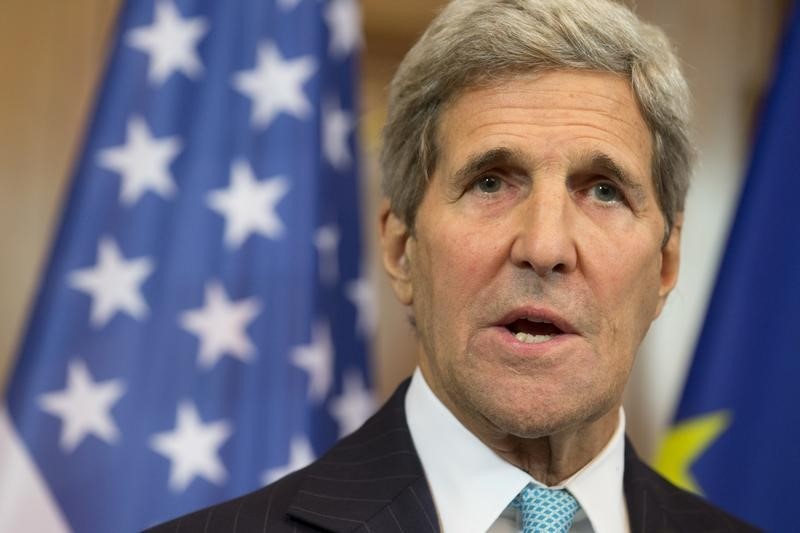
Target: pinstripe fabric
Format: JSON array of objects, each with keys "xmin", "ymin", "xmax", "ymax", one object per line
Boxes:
[
  {"xmin": 282, "ymin": 381, "xmax": 438, "ymax": 532},
  {"xmin": 146, "ymin": 380, "xmax": 757, "ymax": 532},
  {"xmin": 623, "ymin": 440, "xmax": 760, "ymax": 533}
]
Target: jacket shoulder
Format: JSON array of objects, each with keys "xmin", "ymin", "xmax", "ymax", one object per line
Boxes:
[
  {"xmin": 624, "ymin": 442, "xmax": 761, "ymax": 532},
  {"xmin": 144, "ymin": 468, "xmax": 306, "ymax": 532}
]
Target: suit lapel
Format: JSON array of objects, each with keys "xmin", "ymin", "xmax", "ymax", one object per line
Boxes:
[
  {"xmin": 285, "ymin": 381, "xmax": 439, "ymax": 532},
  {"xmin": 624, "ymin": 439, "xmax": 685, "ymax": 533}
]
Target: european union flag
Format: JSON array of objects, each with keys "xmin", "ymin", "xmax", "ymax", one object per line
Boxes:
[
  {"xmin": 0, "ymin": 0, "xmax": 374, "ymax": 531},
  {"xmin": 656, "ymin": 2, "xmax": 800, "ymax": 530}
]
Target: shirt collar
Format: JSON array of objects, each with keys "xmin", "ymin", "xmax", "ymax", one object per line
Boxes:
[{"xmin": 405, "ymin": 368, "xmax": 628, "ymax": 533}]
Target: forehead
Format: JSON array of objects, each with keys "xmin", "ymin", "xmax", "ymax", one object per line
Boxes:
[{"xmin": 435, "ymin": 70, "xmax": 653, "ymax": 185}]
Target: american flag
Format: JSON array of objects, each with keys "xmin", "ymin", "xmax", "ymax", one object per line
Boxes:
[{"xmin": 0, "ymin": 0, "xmax": 374, "ymax": 531}]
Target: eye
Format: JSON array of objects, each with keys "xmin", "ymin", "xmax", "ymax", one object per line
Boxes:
[
  {"xmin": 590, "ymin": 182, "xmax": 623, "ymax": 203},
  {"xmin": 473, "ymin": 175, "xmax": 503, "ymax": 194}
]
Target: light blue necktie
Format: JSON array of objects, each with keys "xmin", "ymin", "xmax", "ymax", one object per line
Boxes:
[{"xmin": 512, "ymin": 483, "xmax": 580, "ymax": 533}]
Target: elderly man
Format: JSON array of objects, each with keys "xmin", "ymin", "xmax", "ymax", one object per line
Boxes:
[{"xmin": 151, "ymin": 0, "xmax": 757, "ymax": 531}]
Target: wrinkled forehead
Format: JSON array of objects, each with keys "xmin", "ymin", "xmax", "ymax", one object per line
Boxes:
[{"xmin": 432, "ymin": 71, "xmax": 654, "ymax": 187}]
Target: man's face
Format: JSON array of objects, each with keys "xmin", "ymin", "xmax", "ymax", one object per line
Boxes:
[{"xmin": 382, "ymin": 70, "xmax": 681, "ymax": 440}]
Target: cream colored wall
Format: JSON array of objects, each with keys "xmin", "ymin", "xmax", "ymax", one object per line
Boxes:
[
  {"xmin": 0, "ymin": 1, "xmax": 788, "ymax": 458},
  {"xmin": 0, "ymin": 1, "xmax": 121, "ymax": 390}
]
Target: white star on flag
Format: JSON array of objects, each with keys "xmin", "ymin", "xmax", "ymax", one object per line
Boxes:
[
  {"xmin": 125, "ymin": 0, "xmax": 209, "ymax": 84},
  {"xmin": 329, "ymin": 370, "xmax": 375, "ymax": 437},
  {"xmin": 38, "ymin": 359, "xmax": 126, "ymax": 453},
  {"xmin": 179, "ymin": 281, "xmax": 261, "ymax": 370},
  {"xmin": 232, "ymin": 41, "xmax": 317, "ymax": 128},
  {"xmin": 314, "ymin": 225, "xmax": 340, "ymax": 285},
  {"xmin": 261, "ymin": 436, "xmax": 315, "ymax": 485},
  {"xmin": 96, "ymin": 115, "xmax": 182, "ymax": 206},
  {"xmin": 277, "ymin": 0, "xmax": 303, "ymax": 10},
  {"xmin": 149, "ymin": 401, "xmax": 232, "ymax": 492},
  {"xmin": 68, "ymin": 237, "xmax": 154, "ymax": 328},
  {"xmin": 346, "ymin": 277, "xmax": 377, "ymax": 337},
  {"xmin": 325, "ymin": 0, "xmax": 362, "ymax": 57},
  {"xmin": 207, "ymin": 159, "xmax": 289, "ymax": 248},
  {"xmin": 291, "ymin": 321, "xmax": 334, "ymax": 403},
  {"xmin": 323, "ymin": 99, "xmax": 355, "ymax": 170}
]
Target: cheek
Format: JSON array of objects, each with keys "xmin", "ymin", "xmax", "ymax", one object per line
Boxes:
[
  {"xmin": 590, "ymin": 246, "xmax": 663, "ymax": 344},
  {"xmin": 423, "ymin": 247, "xmax": 477, "ymax": 318},
  {"xmin": 413, "ymin": 230, "xmax": 508, "ymax": 347},
  {"xmin": 428, "ymin": 224, "xmax": 506, "ymax": 293}
]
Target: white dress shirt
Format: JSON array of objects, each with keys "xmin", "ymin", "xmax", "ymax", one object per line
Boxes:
[{"xmin": 405, "ymin": 368, "xmax": 630, "ymax": 533}]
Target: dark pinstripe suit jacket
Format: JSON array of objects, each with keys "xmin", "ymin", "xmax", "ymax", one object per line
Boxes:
[{"xmin": 147, "ymin": 380, "xmax": 758, "ymax": 532}]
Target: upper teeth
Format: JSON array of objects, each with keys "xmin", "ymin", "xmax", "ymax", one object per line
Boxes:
[
  {"xmin": 524, "ymin": 317, "xmax": 551, "ymax": 324},
  {"xmin": 514, "ymin": 331, "xmax": 554, "ymax": 344}
]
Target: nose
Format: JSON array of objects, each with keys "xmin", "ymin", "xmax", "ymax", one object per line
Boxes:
[{"xmin": 509, "ymin": 185, "xmax": 578, "ymax": 277}]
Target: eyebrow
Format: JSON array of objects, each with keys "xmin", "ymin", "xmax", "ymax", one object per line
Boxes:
[
  {"xmin": 579, "ymin": 150, "xmax": 648, "ymax": 205},
  {"xmin": 451, "ymin": 147, "xmax": 649, "ymax": 204},
  {"xmin": 452, "ymin": 147, "xmax": 530, "ymax": 184}
]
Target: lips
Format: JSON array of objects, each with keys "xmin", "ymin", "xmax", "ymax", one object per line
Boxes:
[
  {"xmin": 494, "ymin": 308, "xmax": 577, "ymax": 344},
  {"xmin": 507, "ymin": 317, "xmax": 563, "ymax": 336}
]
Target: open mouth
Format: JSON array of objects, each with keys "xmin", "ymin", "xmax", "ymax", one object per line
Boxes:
[{"xmin": 505, "ymin": 317, "xmax": 564, "ymax": 344}]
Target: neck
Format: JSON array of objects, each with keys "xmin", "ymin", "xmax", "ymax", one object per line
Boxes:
[{"xmin": 485, "ymin": 408, "xmax": 620, "ymax": 485}]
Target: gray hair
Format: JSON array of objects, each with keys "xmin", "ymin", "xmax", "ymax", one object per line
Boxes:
[{"xmin": 380, "ymin": 0, "xmax": 693, "ymax": 235}]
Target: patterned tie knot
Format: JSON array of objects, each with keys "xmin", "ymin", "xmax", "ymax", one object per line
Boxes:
[{"xmin": 512, "ymin": 483, "xmax": 580, "ymax": 533}]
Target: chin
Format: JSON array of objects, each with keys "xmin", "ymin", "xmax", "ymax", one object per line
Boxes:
[
  {"xmin": 460, "ymin": 373, "xmax": 621, "ymax": 440},
  {"xmin": 486, "ymin": 402, "xmax": 598, "ymax": 440}
]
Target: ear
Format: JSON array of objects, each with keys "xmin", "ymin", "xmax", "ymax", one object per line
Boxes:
[
  {"xmin": 654, "ymin": 213, "xmax": 683, "ymax": 318},
  {"xmin": 379, "ymin": 198, "xmax": 414, "ymax": 305}
]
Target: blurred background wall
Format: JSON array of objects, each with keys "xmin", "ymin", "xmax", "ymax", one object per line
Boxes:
[{"xmin": 0, "ymin": 0, "xmax": 790, "ymax": 460}]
